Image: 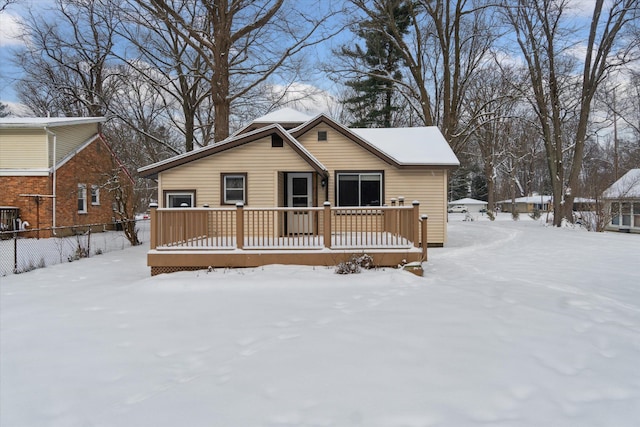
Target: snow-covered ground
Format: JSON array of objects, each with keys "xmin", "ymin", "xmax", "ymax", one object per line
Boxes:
[{"xmin": 1, "ymin": 216, "xmax": 639, "ymax": 426}]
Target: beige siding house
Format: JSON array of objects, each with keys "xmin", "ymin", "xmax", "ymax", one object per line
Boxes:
[{"xmin": 139, "ymin": 109, "xmax": 459, "ymax": 274}]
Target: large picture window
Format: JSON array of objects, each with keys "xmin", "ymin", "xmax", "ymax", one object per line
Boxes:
[
  {"xmin": 165, "ymin": 191, "xmax": 195, "ymax": 207},
  {"xmin": 336, "ymin": 172, "xmax": 382, "ymax": 207},
  {"xmin": 222, "ymin": 173, "xmax": 246, "ymax": 204}
]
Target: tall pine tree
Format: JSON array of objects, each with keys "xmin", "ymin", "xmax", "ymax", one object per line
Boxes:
[{"xmin": 341, "ymin": 0, "xmax": 410, "ymax": 128}]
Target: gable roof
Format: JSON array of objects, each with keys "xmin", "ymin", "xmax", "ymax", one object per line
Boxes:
[
  {"xmin": 0, "ymin": 117, "xmax": 105, "ymax": 129},
  {"xmin": 350, "ymin": 127, "xmax": 459, "ymax": 166},
  {"xmin": 138, "ymin": 124, "xmax": 328, "ymax": 179},
  {"xmin": 603, "ymin": 169, "xmax": 640, "ymax": 199},
  {"xmin": 139, "ymin": 110, "xmax": 460, "ymax": 178},
  {"xmin": 290, "ymin": 114, "xmax": 459, "ymax": 168}
]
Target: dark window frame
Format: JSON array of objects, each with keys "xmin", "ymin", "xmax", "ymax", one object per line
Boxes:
[
  {"xmin": 335, "ymin": 170, "xmax": 384, "ymax": 207},
  {"xmin": 317, "ymin": 130, "xmax": 327, "ymax": 141}
]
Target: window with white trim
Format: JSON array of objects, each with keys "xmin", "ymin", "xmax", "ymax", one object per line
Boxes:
[
  {"xmin": 222, "ymin": 174, "xmax": 246, "ymax": 204},
  {"xmin": 165, "ymin": 191, "xmax": 195, "ymax": 207},
  {"xmin": 78, "ymin": 184, "xmax": 87, "ymax": 213},
  {"xmin": 91, "ymin": 185, "xmax": 100, "ymax": 205},
  {"xmin": 336, "ymin": 172, "xmax": 382, "ymax": 207}
]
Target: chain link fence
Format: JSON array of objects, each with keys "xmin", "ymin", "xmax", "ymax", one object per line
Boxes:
[{"xmin": 0, "ymin": 219, "xmax": 149, "ymax": 276}]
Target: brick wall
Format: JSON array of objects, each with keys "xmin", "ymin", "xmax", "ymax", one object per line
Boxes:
[
  {"xmin": 56, "ymin": 137, "xmax": 125, "ymax": 227},
  {"xmin": 0, "ymin": 176, "xmax": 53, "ymax": 229},
  {"xmin": 0, "ymin": 136, "xmax": 133, "ymax": 231}
]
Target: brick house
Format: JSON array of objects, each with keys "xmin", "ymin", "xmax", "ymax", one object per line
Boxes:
[{"xmin": 0, "ymin": 117, "xmax": 133, "ymax": 234}]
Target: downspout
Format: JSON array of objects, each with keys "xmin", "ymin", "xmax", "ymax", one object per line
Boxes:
[{"xmin": 44, "ymin": 127, "xmax": 57, "ymax": 235}]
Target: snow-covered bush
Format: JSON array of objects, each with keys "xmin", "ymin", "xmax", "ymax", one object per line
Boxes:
[{"xmin": 335, "ymin": 254, "xmax": 374, "ymax": 274}]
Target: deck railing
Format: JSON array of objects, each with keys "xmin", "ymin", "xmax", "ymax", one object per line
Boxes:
[{"xmin": 150, "ymin": 202, "xmax": 427, "ymax": 257}]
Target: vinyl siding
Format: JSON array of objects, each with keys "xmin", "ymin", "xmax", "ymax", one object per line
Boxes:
[
  {"xmin": 52, "ymin": 124, "xmax": 100, "ymax": 164},
  {"xmin": 0, "ymin": 129, "xmax": 48, "ymax": 169},
  {"xmin": 158, "ymin": 127, "xmax": 450, "ymax": 244},
  {"xmin": 159, "ymin": 136, "xmax": 314, "ymax": 208},
  {"xmin": 298, "ymin": 125, "xmax": 448, "ymax": 244}
]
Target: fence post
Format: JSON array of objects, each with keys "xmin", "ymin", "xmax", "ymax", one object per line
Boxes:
[
  {"xmin": 412, "ymin": 201, "xmax": 420, "ymax": 248},
  {"xmin": 421, "ymin": 214, "xmax": 428, "ymax": 261},
  {"xmin": 323, "ymin": 201, "xmax": 332, "ymax": 248},
  {"xmin": 87, "ymin": 227, "xmax": 91, "ymax": 258},
  {"xmin": 13, "ymin": 232, "xmax": 18, "ymax": 274},
  {"xmin": 149, "ymin": 203, "xmax": 158, "ymax": 249},
  {"xmin": 236, "ymin": 203, "xmax": 244, "ymax": 249}
]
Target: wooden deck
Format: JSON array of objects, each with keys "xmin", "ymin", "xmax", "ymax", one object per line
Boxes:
[{"xmin": 147, "ymin": 202, "xmax": 428, "ymax": 275}]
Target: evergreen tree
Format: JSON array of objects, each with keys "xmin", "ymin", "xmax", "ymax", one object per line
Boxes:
[
  {"xmin": 471, "ymin": 175, "xmax": 488, "ymax": 201},
  {"xmin": 341, "ymin": 0, "xmax": 410, "ymax": 128}
]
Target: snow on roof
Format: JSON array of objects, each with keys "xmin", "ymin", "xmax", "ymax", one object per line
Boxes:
[
  {"xmin": 497, "ymin": 195, "xmax": 552, "ymax": 204},
  {"xmin": 449, "ymin": 198, "xmax": 488, "ymax": 205},
  {"xmin": 603, "ymin": 169, "xmax": 640, "ymax": 199},
  {"xmin": 349, "ymin": 127, "xmax": 459, "ymax": 166},
  {"xmin": 0, "ymin": 117, "xmax": 105, "ymax": 128},
  {"xmin": 252, "ymin": 108, "xmax": 314, "ymax": 124}
]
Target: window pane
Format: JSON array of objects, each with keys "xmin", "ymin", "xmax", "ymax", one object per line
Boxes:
[
  {"xmin": 622, "ymin": 202, "xmax": 631, "ymax": 226},
  {"xmin": 78, "ymin": 185, "xmax": 86, "ymax": 211},
  {"xmin": 634, "ymin": 203, "xmax": 640, "ymax": 228},
  {"xmin": 611, "ymin": 202, "xmax": 620, "ymax": 225},
  {"xmin": 292, "ymin": 177, "xmax": 307, "ymax": 196},
  {"xmin": 226, "ymin": 177, "xmax": 244, "ymax": 190},
  {"xmin": 226, "ymin": 189, "xmax": 244, "ymax": 201},
  {"xmin": 338, "ymin": 175, "xmax": 359, "ymax": 206},
  {"xmin": 168, "ymin": 195, "xmax": 193, "ymax": 207},
  {"xmin": 360, "ymin": 175, "xmax": 381, "ymax": 206},
  {"xmin": 91, "ymin": 186, "xmax": 99, "ymax": 204},
  {"xmin": 224, "ymin": 175, "xmax": 245, "ymax": 203}
]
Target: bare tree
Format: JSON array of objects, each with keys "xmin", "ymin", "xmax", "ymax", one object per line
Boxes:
[
  {"xmin": 135, "ymin": 0, "xmax": 341, "ymax": 143},
  {"xmin": 14, "ymin": 0, "xmax": 122, "ymax": 118},
  {"xmin": 332, "ymin": 0, "xmax": 498, "ymax": 154},
  {"xmin": 117, "ymin": 1, "xmax": 215, "ymax": 151},
  {"xmin": 465, "ymin": 63, "xmax": 522, "ymax": 214},
  {"xmin": 501, "ymin": 0, "xmax": 640, "ymax": 226},
  {"xmin": 0, "ymin": 0, "xmax": 16, "ymax": 13},
  {"xmin": 103, "ymin": 168, "xmax": 141, "ymax": 246}
]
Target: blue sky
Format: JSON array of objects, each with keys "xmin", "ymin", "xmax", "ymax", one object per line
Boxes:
[{"xmin": 0, "ymin": 0, "xmax": 352, "ymax": 108}]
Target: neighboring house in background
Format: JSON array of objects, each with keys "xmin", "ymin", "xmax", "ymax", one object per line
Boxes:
[
  {"xmin": 603, "ymin": 169, "xmax": 640, "ymax": 233},
  {"xmin": 0, "ymin": 117, "xmax": 132, "ymax": 235},
  {"xmin": 138, "ymin": 109, "xmax": 459, "ymax": 274},
  {"xmin": 497, "ymin": 195, "xmax": 552, "ymax": 214},
  {"xmin": 448, "ymin": 198, "xmax": 488, "ymax": 213}
]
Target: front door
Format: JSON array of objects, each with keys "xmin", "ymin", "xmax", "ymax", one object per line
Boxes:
[{"xmin": 287, "ymin": 173, "xmax": 313, "ymax": 234}]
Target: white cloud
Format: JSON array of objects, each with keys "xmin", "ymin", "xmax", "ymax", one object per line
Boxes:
[
  {"xmin": 0, "ymin": 12, "xmax": 25, "ymax": 47},
  {"xmin": 566, "ymin": 0, "xmax": 597, "ymax": 18}
]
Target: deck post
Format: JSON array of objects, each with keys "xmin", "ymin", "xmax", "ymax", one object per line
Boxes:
[
  {"xmin": 149, "ymin": 203, "xmax": 158, "ymax": 249},
  {"xmin": 412, "ymin": 201, "xmax": 420, "ymax": 248},
  {"xmin": 236, "ymin": 202, "xmax": 244, "ymax": 249},
  {"xmin": 421, "ymin": 214, "xmax": 428, "ymax": 261},
  {"xmin": 323, "ymin": 201, "xmax": 331, "ymax": 248}
]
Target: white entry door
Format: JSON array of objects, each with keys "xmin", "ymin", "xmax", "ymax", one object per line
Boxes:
[{"xmin": 287, "ymin": 173, "xmax": 313, "ymax": 234}]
